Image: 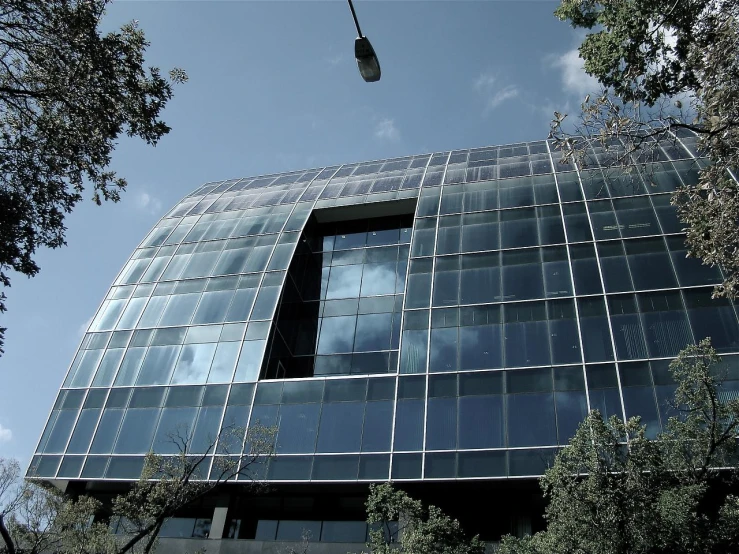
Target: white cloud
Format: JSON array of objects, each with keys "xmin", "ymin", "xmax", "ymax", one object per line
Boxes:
[
  {"xmin": 78, "ymin": 316, "xmax": 94, "ymax": 337},
  {"xmin": 550, "ymin": 49, "xmax": 600, "ymax": 97},
  {"xmin": 325, "ymin": 53, "xmax": 348, "ymax": 67},
  {"xmin": 0, "ymin": 424, "xmax": 12, "ymax": 443},
  {"xmin": 374, "ymin": 118, "xmax": 400, "ymax": 141},
  {"xmin": 134, "ymin": 191, "xmax": 163, "ymax": 216},
  {"xmin": 487, "ymin": 85, "xmax": 520, "ymax": 110},
  {"xmin": 473, "ymin": 73, "xmax": 498, "ymax": 92},
  {"xmin": 473, "ymin": 72, "xmax": 519, "ymax": 113}
]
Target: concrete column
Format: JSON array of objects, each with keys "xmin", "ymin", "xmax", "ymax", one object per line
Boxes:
[{"xmin": 209, "ymin": 492, "xmax": 232, "ymax": 540}]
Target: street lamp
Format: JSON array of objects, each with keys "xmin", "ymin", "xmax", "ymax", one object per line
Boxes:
[{"xmin": 347, "ymin": 0, "xmax": 381, "ymax": 82}]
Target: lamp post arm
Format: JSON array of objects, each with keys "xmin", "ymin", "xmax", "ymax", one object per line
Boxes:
[{"xmin": 347, "ymin": 0, "xmax": 363, "ymax": 37}]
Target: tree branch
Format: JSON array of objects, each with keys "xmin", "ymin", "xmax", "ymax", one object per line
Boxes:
[{"xmin": 0, "ymin": 513, "xmax": 16, "ymax": 554}]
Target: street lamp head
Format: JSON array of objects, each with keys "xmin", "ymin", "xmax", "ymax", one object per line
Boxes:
[{"xmin": 354, "ymin": 36, "xmax": 381, "ymax": 82}]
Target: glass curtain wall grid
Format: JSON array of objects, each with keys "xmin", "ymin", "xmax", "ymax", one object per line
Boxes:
[
  {"xmin": 30, "ymin": 132, "xmax": 739, "ymax": 485},
  {"xmin": 261, "ymin": 214, "xmax": 413, "ymax": 380}
]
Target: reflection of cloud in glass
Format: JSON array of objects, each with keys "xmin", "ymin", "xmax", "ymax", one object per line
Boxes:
[
  {"xmin": 429, "ymin": 328, "xmax": 458, "ymax": 372},
  {"xmin": 354, "ymin": 313, "xmax": 392, "ymax": 352},
  {"xmin": 207, "ymin": 342, "xmax": 240, "ymax": 383},
  {"xmin": 171, "ymin": 343, "xmax": 217, "ymax": 384},
  {"xmin": 360, "ymin": 263, "xmax": 397, "ymax": 296},
  {"xmin": 326, "ymin": 265, "xmax": 362, "ymax": 299},
  {"xmin": 317, "ymin": 316, "xmax": 357, "ymax": 354}
]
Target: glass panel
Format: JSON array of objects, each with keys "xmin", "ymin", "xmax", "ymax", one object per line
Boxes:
[
  {"xmin": 44, "ymin": 410, "xmax": 78, "ymax": 453},
  {"xmin": 639, "ymin": 292, "xmax": 693, "ymax": 357},
  {"xmin": 89, "ymin": 409, "xmax": 124, "ymax": 453},
  {"xmin": 399, "ymin": 330, "xmax": 427, "ymax": 374},
  {"xmin": 321, "ymin": 521, "xmax": 367, "ymax": 543},
  {"xmin": 461, "ymin": 212, "xmax": 499, "ymax": 252},
  {"xmin": 569, "ymin": 244, "xmax": 602, "ymax": 295},
  {"xmin": 391, "ymin": 453, "xmax": 422, "ymax": 479},
  {"xmin": 66, "ymin": 409, "xmax": 101, "ymax": 454},
  {"xmin": 116, "ymin": 297, "xmax": 148, "ymax": 329},
  {"xmin": 362, "ymin": 401, "xmax": 393, "ymax": 452},
  {"xmin": 114, "ymin": 348, "xmax": 147, "ymax": 386},
  {"xmin": 208, "ymin": 342, "xmax": 241, "ymax": 383},
  {"xmin": 276, "ymin": 521, "xmax": 321, "ymax": 542},
  {"xmin": 153, "ymin": 407, "xmax": 198, "ymax": 454},
  {"xmin": 459, "ymin": 395, "xmax": 505, "ymax": 448},
  {"xmin": 622, "ymin": 386, "xmax": 661, "ymax": 438},
  {"xmin": 460, "ymin": 252, "xmax": 501, "ymax": 304},
  {"xmin": 136, "ymin": 345, "xmax": 181, "ymax": 385},
  {"xmin": 548, "ymin": 300, "xmax": 581, "ymax": 364},
  {"xmin": 158, "ymin": 293, "xmax": 201, "ymax": 326},
  {"xmin": 113, "ymin": 408, "xmax": 159, "ymax": 454},
  {"xmin": 234, "ymin": 340, "xmax": 266, "ymax": 381},
  {"xmin": 500, "ymin": 208, "xmax": 539, "ymax": 248},
  {"xmin": 137, "ymin": 295, "xmax": 168, "ymax": 328},
  {"xmin": 190, "ymin": 405, "xmax": 225, "ymax": 454},
  {"xmin": 277, "ymin": 404, "xmax": 320, "ymax": 453},
  {"xmin": 625, "ymin": 238, "xmax": 677, "ymax": 290},
  {"xmin": 684, "ymin": 289, "xmax": 739, "ymax": 352},
  {"xmin": 579, "ymin": 298, "xmax": 615, "ymax": 362},
  {"xmin": 426, "ymin": 397, "xmax": 457, "ymax": 450},
  {"xmin": 250, "ymin": 286, "xmax": 281, "ymax": 320},
  {"xmin": 507, "ymin": 393, "xmax": 557, "ymax": 447},
  {"xmin": 609, "ymin": 295, "xmax": 649, "ymax": 360},
  {"xmin": 360, "ymin": 262, "xmax": 398, "ymax": 296},
  {"xmin": 598, "ymin": 241, "xmax": 634, "ymax": 293},
  {"xmin": 393, "ymin": 400, "xmax": 424, "ymax": 450},
  {"xmin": 91, "ymin": 299, "xmax": 127, "ymax": 331},
  {"xmin": 68, "ymin": 350, "xmax": 104, "ymax": 388},
  {"xmin": 317, "ymin": 316, "xmax": 357, "ymax": 354},
  {"xmin": 106, "ymin": 457, "xmax": 145, "ymax": 479},
  {"xmin": 354, "ymin": 313, "xmax": 393, "ymax": 352},
  {"xmin": 225, "ymin": 288, "xmax": 257, "ymax": 322},
  {"xmin": 555, "ymin": 390, "xmax": 588, "ymax": 444},
  {"xmin": 316, "ymin": 402, "xmax": 365, "ymax": 453},
  {"xmin": 192, "ymin": 290, "xmax": 235, "ymax": 324},
  {"xmin": 504, "ymin": 303, "xmax": 551, "ymax": 367},
  {"xmin": 502, "ymin": 249, "xmax": 544, "ymax": 301},
  {"xmin": 91, "ymin": 349, "xmax": 125, "ymax": 387},
  {"xmin": 326, "ymin": 265, "xmax": 363, "ymax": 299},
  {"xmin": 171, "ymin": 343, "xmax": 218, "ymax": 384}
]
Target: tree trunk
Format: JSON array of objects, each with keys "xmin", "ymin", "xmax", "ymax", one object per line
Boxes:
[{"xmin": 0, "ymin": 513, "xmax": 16, "ymax": 554}]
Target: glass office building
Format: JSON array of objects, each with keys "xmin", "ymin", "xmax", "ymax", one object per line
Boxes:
[{"xmin": 29, "ymin": 132, "xmax": 739, "ymax": 545}]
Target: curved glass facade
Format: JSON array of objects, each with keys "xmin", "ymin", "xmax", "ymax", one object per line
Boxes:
[{"xmin": 30, "ymin": 132, "xmax": 739, "ymax": 488}]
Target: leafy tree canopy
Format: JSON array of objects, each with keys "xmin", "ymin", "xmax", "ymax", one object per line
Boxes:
[
  {"xmin": 551, "ymin": 0, "xmax": 739, "ymax": 299},
  {"xmin": 1, "ymin": 424, "xmax": 275, "ymax": 554},
  {"xmin": 499, "ymin": 339, "xmax": 739, "ymax": 554},
  {"xmin": 364, "ymin": 482, "xmax": 485, "ymax": 554},
  {"xmin": 0, "ymin": 0, "xmax": 187, "ymax": 354}
]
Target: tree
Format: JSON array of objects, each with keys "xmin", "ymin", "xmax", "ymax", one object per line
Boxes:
[
  {"xmin": 2, "ymin": 458, "xmax": 114, "ymax": 554},
  {"xmin": 0, "ymin": 458, "xmax": 24, "ymax": 554},
  {"xmin": 0, "ymin": 0, "xmax": 187, "ymax": 354},
  {"xmin": 111, "ymin": 423, "xmax": 275, "ymax": 554},
  {"xmin": 550, "ymin": 0, "xmax": 739, "ymax": 299},
  {"xmin": 1, "ymin": 423, "xmax": 275, "ymax": 554},
  {"xmin": 363, "ymin": 482, "xmax": 485, "ymax": 554},
  {"xmin": 498, "ymin": 338, "xmax": 739, "ymax": 554}
]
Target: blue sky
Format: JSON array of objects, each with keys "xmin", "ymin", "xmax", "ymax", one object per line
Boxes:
[{"xmin": 0, "ymin": 1, "xmax": 598, "ymax": 466}]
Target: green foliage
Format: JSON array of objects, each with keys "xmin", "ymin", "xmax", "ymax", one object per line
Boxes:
[
  {"xmin": 1, "ymin": 424, "xmax": 275, "ymax": 554},
  {"xmin": 499, "ymin": 339, "xmax": 739, "ymax": 554},
  {"xmin": 554, "ymin": 0, "xmax": 706, "ymax": 104},
  {"xmin": 363, "ymin": 482, "xmax": 484, "ymax": 554},
  {"xmin": 2, "ymin": 461, "xmax": 116, "ymax": 554},
  {"xmin": 0, "ymin": 0, "xmax": 187, "ymax": 354},
  {"xmin": 551, "ymin": 0, "xmax": 739, "ymax": 299}
]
